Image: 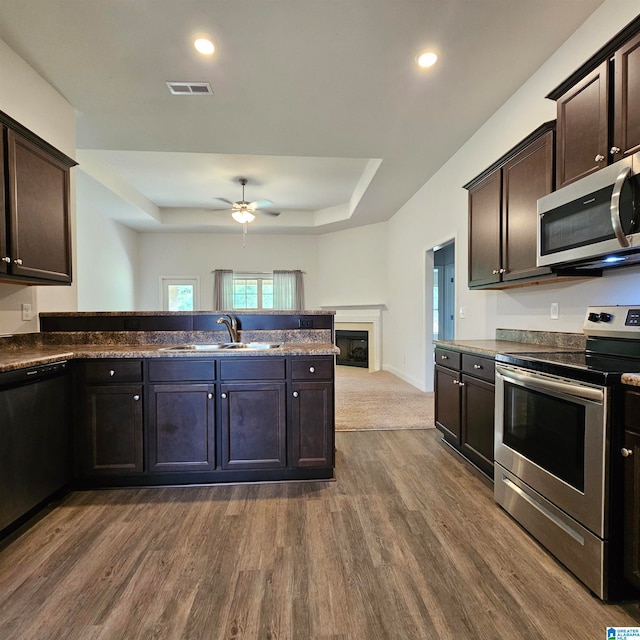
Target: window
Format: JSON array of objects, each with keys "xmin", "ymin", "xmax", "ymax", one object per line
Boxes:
[
  {"xmin": 232, "ymin": 276, "xmax": 273, "ymax": 310},
  {"xmin": 161, "ymin": 277, "xmax": 200, "ymax": 311}
]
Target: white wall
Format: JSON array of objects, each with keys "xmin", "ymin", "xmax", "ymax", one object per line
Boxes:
[
  {"xmin": 0, "ymin": 38, "xmax": 77, "ymax": 333},
  {"xmin": 137, "ymin": 232, "xmax": 319, "ymax": 310},
  {"xmin": 384, "ymin": 0, "xmax": 640, "ymax": 391},
  {"xmin": 316, "ymin": 222, "xmax": 388, "ymax": 306}
]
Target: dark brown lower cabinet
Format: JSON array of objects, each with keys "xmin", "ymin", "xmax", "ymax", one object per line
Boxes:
[
  {"xmin": 623, "ymin": 388, "xmax": 640, "ymax": 590},
  {"xmin": 434, "ymin": 347, "xmax": 495, "ymax": 477},
  {"xmin": 290, "ymin": 382, "xmax": 334, "ymax": 468},
  {"xmin": 82, "ymin": 385, "xmax": 143, "ymax": 475},
  {"xmin": 147, "ymin": 383, "xmax": 215, "ymax": 472},
  {"xmin": 219, "ymin": 382, "xmax": 287, "ymax": 470}
]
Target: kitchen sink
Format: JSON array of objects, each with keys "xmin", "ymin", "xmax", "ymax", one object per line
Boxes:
[{"xmin": 159, "ymin": 343, "xmax": 282, "ymax": 352}]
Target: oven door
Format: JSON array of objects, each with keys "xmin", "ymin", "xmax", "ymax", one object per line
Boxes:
[{"xmin": 495, "ymin": 364, "xmax": 608, "ymax": 538}]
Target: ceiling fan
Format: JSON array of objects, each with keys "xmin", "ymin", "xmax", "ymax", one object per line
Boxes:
[{"xmin": 216, "ymin": 178, "xmax": 280, "ymax": 224}]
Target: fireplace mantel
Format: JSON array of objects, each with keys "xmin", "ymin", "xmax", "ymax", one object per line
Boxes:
[{"xmin": 321, "ymin": 305, "xmax": 384, "ymax": 371}]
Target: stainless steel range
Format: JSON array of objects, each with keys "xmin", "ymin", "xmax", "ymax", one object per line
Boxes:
[{"xmin": 494, "ymin": 305, "xmax": 640, "ymax": 601}]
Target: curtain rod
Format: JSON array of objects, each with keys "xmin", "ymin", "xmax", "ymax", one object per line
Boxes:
[{"xmin": 210, "ymin": 270, "xmax": 307, "ymax": 274}]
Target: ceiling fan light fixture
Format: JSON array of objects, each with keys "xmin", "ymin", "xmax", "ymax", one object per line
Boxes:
[{"xmin": 232, "ymin": 210, "xmax": 255, "ymax": 224}]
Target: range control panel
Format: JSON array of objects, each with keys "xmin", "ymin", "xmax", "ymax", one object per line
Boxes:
[{"xmin": 583, "ymin": 306, "xmax": 640, "ymax": 339}]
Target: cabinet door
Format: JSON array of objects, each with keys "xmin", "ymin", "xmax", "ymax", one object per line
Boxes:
[
  {"xmin": 6, "ymin": 129, "xmax": 72, "ymax": 283},
  {"xmin": 614, "ymin": 32, "xmax": 640, "ymax": 159},
  {"xmin": 0, "ymin": 128, "xmax": 7, "ymax": 276},
  {"xmin": 556, "ymin": 61, "xmax": 609, "ymax": 188},
  {"xmin": 147, "ymin": 384, "xmax": 215, "ymax": 472},
  {"xmin": 623, "ymin": 427, "xmax": 640, "ymax": 591},
  {"xmin": 501, "ymin": 130, "xmax": 554, "ymax": 283},
  {"xmin": 220, "ymin": 382, "xmax": 287, "ymax": 470},
  {"xmin": 468, "ymin": 170, "xmax": 502, "ymax": 287},
  {"xmin": 290, "ymin": 382, "xmax": 334, "ymax": 468},
  {"xmin": 434, "ymin": 365, "xmax": 461, "ymax": 445},
  {"xmin": 82, "ymin": 385, "xmax": 143, "ymax": 475},
  {"xmin": 460, "ymin": 374, "xmax": 495, "ymax": 477}
]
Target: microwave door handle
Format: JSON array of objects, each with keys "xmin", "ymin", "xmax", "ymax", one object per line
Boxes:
[{"xmin": 610, "ymin": 166, "xmax": 632, "ymax": 247}]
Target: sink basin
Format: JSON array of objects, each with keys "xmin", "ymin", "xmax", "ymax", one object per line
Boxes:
[{"xmin": 159, "ymin": 343, "xmax": 282, "ymax": 352}]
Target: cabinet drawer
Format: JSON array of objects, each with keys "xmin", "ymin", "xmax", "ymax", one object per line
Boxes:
[
  {"xmin": 220, "ymin": 358, "xmax": 286, "ymax": 380},
  {"xmin": 461, "ymin": 354, "xmax": 495, "ymax": 382},
  {"xmin": 625, "ymin": 389, "xmax": 640, "ymax": 430},
  {"xmin": 148, "ymin": 359, "xmax": 216, "ymax": 382},
  {"xmin": 85, "ymin": 360, "xmax": 143, "ymax": 384},
  {"xmin": 291, "ymin": 357, "xmax": 333, "ymax": 380},
  {"xmin": 435, "ymin": 348, "xmax": 461, "ymax": 370}
]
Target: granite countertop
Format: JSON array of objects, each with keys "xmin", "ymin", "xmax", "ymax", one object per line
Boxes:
[
  {"xmin": 622, "ymin": 374, "xmax": 640, "ymax": 387},
  {"xmin": 433, "ymin": 339, "xmax": 581, "ymax": 358},
  {"xmin": 0, "ymin": 342, "xmax": 339, "ymax": 374}
]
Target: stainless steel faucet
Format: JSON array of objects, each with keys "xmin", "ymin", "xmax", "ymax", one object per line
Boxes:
[{"xmin": 216, "ymin": 314, "xmax": 239, "ymax": 343}]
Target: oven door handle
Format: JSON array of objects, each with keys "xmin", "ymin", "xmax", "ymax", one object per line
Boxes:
[{"xmin": 495, "ymin": 365, "xmax": 604, "ymax": 403}]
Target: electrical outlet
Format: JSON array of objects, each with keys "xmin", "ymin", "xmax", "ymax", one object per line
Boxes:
[
  {"xmin": 550, "ymin": 302, "xmax": 559, "ymax": 319},
  {"xmin": 299, "ymin": 318, "xmax": 313, "ymax": 329},
  {"xmin": 21, "ymin": 303, "xmax": 33, "ymax": 321}
]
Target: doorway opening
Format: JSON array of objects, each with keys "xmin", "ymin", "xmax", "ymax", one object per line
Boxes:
[{"xmin": 433, "ymin": 242, "xmax": 455, "ymax": 342}]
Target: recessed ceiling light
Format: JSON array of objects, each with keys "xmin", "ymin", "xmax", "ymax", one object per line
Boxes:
[
  {"xmin": 417, "ymin": 51, "xmax": 438, "ymax": 68},
  {"xmin": 194, "ymin": 37, "xmax": 215, "ymax": 55}
]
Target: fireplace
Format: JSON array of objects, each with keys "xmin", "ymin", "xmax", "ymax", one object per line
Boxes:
[{"xmin": 336, "ymin": 330, "xmax": 368, "ymax": 368}]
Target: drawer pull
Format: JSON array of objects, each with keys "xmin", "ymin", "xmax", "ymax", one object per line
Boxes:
[
  {"xmin": 622, "ymin": 448, "xmax": 634, "ymax": 458},
  {"xmin": 133, "ymin": 395, "xmax": 140, "ymax": 401},
  {"xmin": 453, "ymin": 379, "xmax": 459, "ymax": 385},
  {"xmin": 440, "ymin": 355, "xmax": 448, "ymax": 360},
  {"xmin": 309, "ymin": 367, "xmax": 315, "ymax": 373},
  {"xmin": 473, "ymin": 364, "xmax": 483, "ymax": 370},
  {"xmin": 109, "ymin": 370, "xmax": 115, "ymax": 377},
  {"xmin": 293, "ymin": 391, "xmax": 299, "ymax": 398},
  {"xmin": 208, "ymin": 393, "xmax": 213, "ymax": 400},
  {"xmin": 221, "ymin": 393, "xmax": 227, "ymax": 399}
]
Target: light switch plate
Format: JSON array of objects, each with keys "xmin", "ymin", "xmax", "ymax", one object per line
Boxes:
[{"xmin": 550, "ymin": 302, "xmax": 559, "ymax": 319}]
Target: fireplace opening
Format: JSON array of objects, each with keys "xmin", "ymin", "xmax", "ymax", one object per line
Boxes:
[{"xmin": 336, "ymin": 330, "xmax": 368, "ymax": 368}]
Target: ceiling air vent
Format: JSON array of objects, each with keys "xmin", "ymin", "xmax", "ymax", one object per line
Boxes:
[{"xmin": 166, "ymin": 82, "xmax": 213, "ymax": 96}]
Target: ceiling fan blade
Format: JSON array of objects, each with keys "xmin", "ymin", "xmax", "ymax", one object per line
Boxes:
[
  {"xmin": 215, "ymin": 197, "xmax": 236, "ymax": 206},
  {"xmin": 260, "ymin": 210, "xmax": 281, "ymax": 217},
  {"xmin": 250, "ymin": 199, "xmax": 273, "ymax": 209}
]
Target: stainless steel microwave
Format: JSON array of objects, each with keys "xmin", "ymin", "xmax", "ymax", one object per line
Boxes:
[{"xmin": 537, "ymin": 153, "xmax": 640, "ymax": 270}]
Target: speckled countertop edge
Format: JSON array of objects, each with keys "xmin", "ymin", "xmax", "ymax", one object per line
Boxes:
[
  {"xmin": 622, "ymin": 374, "xmax": 640, "ymax": 386},
  {"xmin": 0, "ymin": 341, "xmax": 339, "ymax": 374}
]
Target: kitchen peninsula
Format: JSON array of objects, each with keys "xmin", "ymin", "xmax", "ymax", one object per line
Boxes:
[{"xmin": 0, "ymin": 310, "xmax": 338, "ymax": 535}]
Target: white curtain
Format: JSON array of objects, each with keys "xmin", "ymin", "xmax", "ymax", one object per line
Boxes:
[
  {"xmin": 213, "ymin": 269, "xmax": 234, "ymax": 309},
  {"xmin": 273, "ymin": 270, "xmax": 304, "ymax": 310}
]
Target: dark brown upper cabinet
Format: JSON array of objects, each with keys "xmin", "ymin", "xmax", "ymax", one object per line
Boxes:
[
  {"xmin": 465, "ymin": 123, "xmax": 555, "ymax": 289},
  {"xmin": 1, "ymin": 110, "xmax": 77, "ymax": 285},
  {"xmin": 549, "ymin": 19, "xmax": 640, "ymax": 188}
]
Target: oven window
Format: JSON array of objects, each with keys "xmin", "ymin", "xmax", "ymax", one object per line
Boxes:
[{"xmin": 503, "ymin": 383, "xmax": 585, "ymax": 491}]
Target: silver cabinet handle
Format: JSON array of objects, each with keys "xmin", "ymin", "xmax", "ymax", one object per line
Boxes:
[
  {"xmin": 309, "ymin": 366, "xmax": 315, "ymax": 373},
  {"xmin": 208, "ymin": 393, "xmax": 213, "ymax": 400},
  {"xmin": 611, "ymin": 165, "xmax": 632, "ymax": 248},
  {"xmin": 133, "ymin": 395, "xmax": 140, "ymax": 401},
  {"xmin": 109, "ymin": 370, "xmax": 115, "ymax": 377},
  {"xmin": 293, "ymin": 391, "xmax": 299, "ymax": 398},
  {"xmin": 221, "ymin": 393, "xmax": 227, "ymax": 399},
  {"xmin": 458, "ymin": 381, "xmax": 465, "ymax": 387},
  {"xmin": 492, "ymin": 269, "xmax": 499, "ymax": 275},
  {"xmin": 499, "ymin": 268, "xmax": 506, "ymax": 274},
  {"xmin": 14, "ymin": 258, "xmax": 23, "ymax": 265},
  {"xmin": 595, "ymin": 154, "xmax": 605, "ymax": 162},
  {"xmin": 1, "ymin": 256, "xmax": 10, "ymax": 263},
  {"xmin": 611, "ymin": 146, "xmax": 621, "ymax": 155},
  {"xmin": 473, "ymin": 364, "xmax": 482, "ymax": 369},
  {"xmin": 621, "ymin": 448, "xmax": 634, "ymax": 458},
  {"xmin": 440, "ymin": 354, "xmax": 448, "ymax": 360},
  {"xmin": 453, "ymin": 379, "xmax": 459, "ymax": 385}
]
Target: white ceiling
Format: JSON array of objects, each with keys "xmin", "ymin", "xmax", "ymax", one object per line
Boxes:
[{"xmin": 0, "ymin": 0, "xmax": 605, "ymax": 234}]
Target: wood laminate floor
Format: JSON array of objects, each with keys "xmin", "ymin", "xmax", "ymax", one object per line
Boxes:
[{"xmin": 1, "ymin": 429, "xmax": 639, "ymax": 639}]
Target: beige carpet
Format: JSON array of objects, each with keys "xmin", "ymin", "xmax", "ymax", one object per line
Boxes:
[{"xmin": 335, "ymin": 365, "xmax": 435, "ymax": 431}]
